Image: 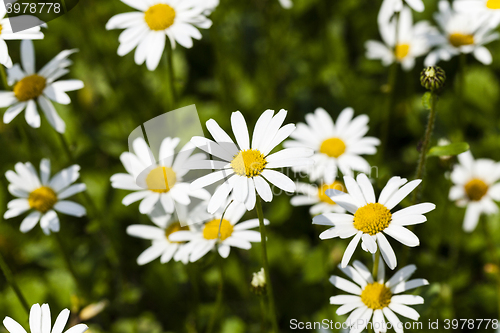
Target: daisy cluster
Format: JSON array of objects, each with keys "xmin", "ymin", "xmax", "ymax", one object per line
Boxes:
[
  {"xmin": 366, "ymin": 0, "xmax": 500, "ymax": 70},
  {"xmin": 0, "ymin": 0, "xmax": 499, "ymax": 331}
]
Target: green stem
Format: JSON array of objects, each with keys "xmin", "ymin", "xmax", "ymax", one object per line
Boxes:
[
  {"xmin": 0, "ymin": 250, "xmax": 30, "ymax": 314},
  {"xmin": 372, "ymin": 250, "xmax": 380, "ymax": 281},
  {"xmin": 413, "ymin": 91, "xmax": 438, "ymax": 203},
  {"xmin": 58, "ymin": 132, "xmax": 75, "ymax": 162},
  {"xmin": 379, "ymin": 62, "xmax": 398, "ymax": 159},
  {"xmin": 0, "ymin": 65, "xmax": 10, "ymax": 90},
  {"xmin": 54, "ymin": 232, "xmax": 86, "ymax": 296},
  {"xmin": 60, "ymin": 0, "xmax": 67, "ymax": 13},
  {"xmin": 166, "ymin": 43, "xmax": 176, "ymax": 110},
  {"xmin": 459, "ymin": 53, "xmax": 466, "ymax": 101},
  {"xmin": 206, "ymin": 254, "xmax": 224, "ymax": 333},
  {"xmin": 256, "ymin": 197, "xmax": 279, "ymax": 333}
]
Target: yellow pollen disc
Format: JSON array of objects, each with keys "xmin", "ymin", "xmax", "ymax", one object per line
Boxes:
[
  {"xmin": 361, "ymin": 282, "xmax": 392, "ymax": 310},
  {"xmin": 146, "ymin": 166, "xmax": 177, "ymax": 193},
  {"xmin": 14, "ymin": 74, "xmax": 46, "ymax": 102},
  {"xmin": 144, "ymin": 4, "xmax": 176, "ymax": 31},
  {"xmin": 449, "ymin": 33, "xmax": 475, "ymax": 48},
  {"xmin": 0, "ymin": 24, "xmax": 3, "ymax": 35},
  {"xmin": 203, "ymin": 219, "xmax": 234, "ymax": 241},
  {"xmin": 464, "ymin": 178, "xmax": 488, "ymax": 201},
  {"xmin": 395, "ymin": 44, "xmax": 410, "ymax": 60},
  {"xmin": 165, "ymin": 221, "xmax": 189, "ymax": 243},
  {"xmin": 231, "ymin": 149, "xmax": 267, "ymax": 178},
  {"xmin": 487, "ymin": 0, "xmax": 500, "ymax": 9},
  {"xmin": 318, "ymin": 181, "xmax": 345, "ymax": 205},
  {"xmin": 29, "ymin": 186, "xmax": 57, "ymax": 213},
  {"xmin": 320, "ymin": 138, "xmax": 346, "ymax": 158},
  {"xmin": 353, "ymin": 203, "xmax": 392, "ymax": 235}
]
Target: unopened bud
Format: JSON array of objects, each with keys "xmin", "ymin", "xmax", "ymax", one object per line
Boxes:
[{"xmin": 420, "ymin": 66, "xmax": 446, "ymax": 92}]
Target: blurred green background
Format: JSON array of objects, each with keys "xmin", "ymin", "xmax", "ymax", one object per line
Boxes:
[{"xmin": 1, "ymin": 0, "xmax": 500, "ymax": 332}]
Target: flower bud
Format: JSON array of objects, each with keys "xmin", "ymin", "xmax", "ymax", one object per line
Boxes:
[
  {"xmin": 250, "ymin": 268, "xmax": 266, "ymax": 295},
  {"xmin": 420, "ymin": 66, "xmax": 446, "ymax": 92}
]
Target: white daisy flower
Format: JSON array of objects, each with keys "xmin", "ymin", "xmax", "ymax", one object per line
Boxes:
[
  {"xmin": 198, "ymin": 0, "xmax": 219, "ymax": 15},
  {"xmin": 454, "ymin": 0, "xmax": 500, "ymax": 28},
  {"xmin": 111, "ymin": 136, "xmax": 210, "ymax": 215},
  {"xmin": 126, "ymin": 201, "xmax": 210, "ymax": 265},
  {"xmin": 189, "ymin": 109, "xmax": 313, "ymax": 213},
  {"xmin": 449, "ymin": 151, "xmax": 500, "ymax": 232},
  {"xmin": 106, "ymin": 0, "xmax": 213, "ymax": 71},
  {"xmin": 3, "ymin": 303, "xmax": 88, "ymax": 333},
  {"xmin": 330, "ymin": 260, "xmax": 428, "ymax": 333},
  {"xmin": 424, "ymin": 1, "xmax": 499, "ymax": 66},
  {"xmin": 4, "ymin": 159, "xmax": 87, "ymax": 235},
  {"xmin": 291, "ymin": 180, "xmax": 346, "ymax": 216},
  {"xmin": 366, "ymin": 6, "xmax": 435, "ymax": 71},
  {"xmin": 313, "ymin": 173, "xmax": 435, "ymax": 269},
  {"xmin": 278, "ymin": 0, "xmax": 293, "ymax": 9},
  {"xmin": 0, "ymin": 1, "xmax": 45, "ymax": 68},
  {"xmin": 169, "ymin": 200, "xmax": 269, "ymax": 262},
  {"xmin": 284, "ymin": 107, "xmax": 379, "ymax": 185},
  {"xmin": 0, "ymin": 40, "xmax": 84, "ymax": 133},
  {"xmin": 378, "ymin": 0, "xmax": 425, "ymax": 24}
]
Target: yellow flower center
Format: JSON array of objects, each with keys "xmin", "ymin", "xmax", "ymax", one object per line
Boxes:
[
  {"xmin": 144, "ymin": 4, "xmax": 176, "ymax": 31},
  {"xmin": 361, "ymin": 282, "xmax": 392, "ymax": 310},
  {"xmin": 231, "ymin": 149, "xmax": 267, "ymax": 178},
  {"xmin": 353, "ymin": 203, "xmax": 392, "ymax": 235},
  {"xmin": 395, "ymin": 44, "xmax": 410, "ymax": 61},
  {"xmin": 0, "ymin": 24, "xmax": 3, "ymax": 35},
  {"xmin": 464, "ymin": 178, "xmax": 488, "ymax": 201},
  {"xmin": 449, "ymin": 33, "xmax": 475, "ymax": 48},
  {"xmin": 13, "ymin": 74, "xmax": 46, "ymax": 102},
  {"xmin": 319, "ymin": 138, "xmax": 346, "ymax": 158},
  {"xmin": 317, "ymin": 181, "xmax": 345, "ymax": 205},
  {"xmin": 165, "ymin": 221, "xmax": 189, "ymax": 243},
  {"xmin": 146, "ymin": 166, "xmax": 177, "ymax": 193},
  {"xmin": 203, "ymin": 218, "xmax": 234, "ymax": 241},
  {"xmin": 28, "ymin": 186, "xmax": 57, "ymax": 213},
  {"xmin": 487, "ymin": 0, "xmax": 500, "ymax": 9}
]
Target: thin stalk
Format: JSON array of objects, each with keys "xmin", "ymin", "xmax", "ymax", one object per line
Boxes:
[
  {"xmin": 58, "ymin": 131, "xmax": 121, "ymax": 268},
  {"xmin": 206, "ymin": 201, "xmax": 233, "ymax": 333},
  {"xmin": 58, "ymin": 132, "xmax": 75, "ymax": 162},
  {"xmin": 60, "ymin": 0, "xmax": 67, "ymax": 13},
  {"xmin": 256, "ymin": 197, "xmax": 279, "ymax": 333},
  {"xmin": 166, "ymin": 43, "xmax": 176, "ymax": 110},
  {"xmin": 54, "ymin": 232, "xmax": 86, "ymax": 296},
  {"xmin": 379, "ymin": 10, "xmax": 400, "ymax": 157},
  {"xmin": 206, "ymin": 254, "xmax": 224, "ymax": 333},
  {"xmin": 413, "ymin": 91, "xmax": 438, "ymax": 203},
  {"xmin": 0, "ymin": 65, "xmax": 9, "ymax": 90},
  {"xmin": 0, "ymin": 250, "xmax": 30, "ymax": 314},
  {"xmin": 459, "ymin": 53, "xmax": 467, "ymax": 101},
  {"xmin": 372, "ymin": 250, "xmax": 380, "ymax": 281}
]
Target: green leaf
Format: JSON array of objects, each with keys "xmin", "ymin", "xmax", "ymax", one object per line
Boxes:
[
  {"xmin": 422, "ymin": 92, "xmax": 432, "ymax": 110},
  {"xmin": 428, "ymin": 142, "xmax": 469, "ymax": 157}
]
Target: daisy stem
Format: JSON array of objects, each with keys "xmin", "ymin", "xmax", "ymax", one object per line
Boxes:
[
  {"xmin": 413, "ymin": 91, "xmax": 438, "ymax": 203},
  {"xmin": 54, "ymin": 232, "xmax": 87, "ymax": 296},
  {"xmin": 0, "ymin": 65, "xmax": 9, "ymax": 89},
  {"xmin": 0, "ymin": 250, "xmax": 30, "ymax": 314},
  {"xmin": 372, "ymin": 250, "xmax": 380, "ymax": 281},
  {"xmin": 60, "ymin": 0, "xmax": 67, "ymax": 13},
  {"xmin": 256, "ymin": 196, "xmax": 279, "ymax": 333},
  {"xmin": 58, "ymin": 132, "xmax": 75, "ymax": 162},
  {"xmin": 165, "ymin": 43, "xmax": 176, "ymax": 110},
  {"xmin": 206, "ymin": 253, "xmax": 224, "ymax": 333}
]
